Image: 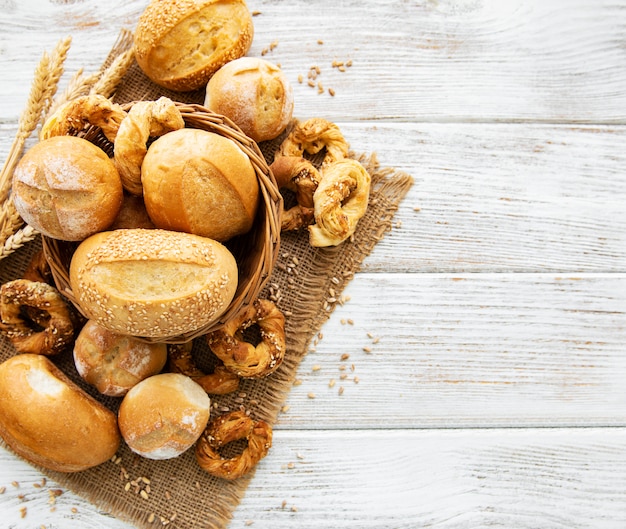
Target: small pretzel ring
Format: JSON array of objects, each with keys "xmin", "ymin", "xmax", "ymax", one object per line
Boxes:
[
  {"xmin": 114, "ymin": 97, "xmax": 185, "ymax": 195},
  {"xmin": 206, "ymin": 299, "xmax": 286, "ymax": 378},
  {"xmin": 167, "ymin": 342, "xmax": 240, "ymax": 395},
  {"xmin": 195, "ymin": 411, "xmax": 272, "ymax": 480},
  {"xmin": 40, "ymin": 94, "xmax": 127, "ymax": 143},
  {"xmin": 0, "ymin": 279, "xmax": 74, "ymax": 355},
  {"xmin": 309, "ymin": 158, "xmax": 372, "ymax": 247}
]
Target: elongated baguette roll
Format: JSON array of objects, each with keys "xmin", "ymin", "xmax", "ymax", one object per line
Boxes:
[
  {"xmin": 69, "ymin": 229, "xmax": 238, "ymax": 339},
  {"xmin": 0, "ymin": 354, "xmax": 120, "ymax": 472}
]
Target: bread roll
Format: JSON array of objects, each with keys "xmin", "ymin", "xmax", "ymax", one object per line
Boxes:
[
  {"xmin": 69, "ymin": 228, "xmax": 238, "ymax": 339},
  {"xmin": 12, "ymin": 136, "xmax": 123, "ymax": 241},
  {"xmin": 118, "ymin": 373, "xmax": 210, "ymax": 460},
  {"xmin": 134, "ymin": 0, "xmax": 254, "ymax": 92},
  {"xmin": 73, "ymin": 320, "xmax": 168, "ymax": 397},
  {"xmin": 142, "ymin": 128, "xmax": 259, "ymax": 242},
  {"xmin": 109, "ymin": 193, "xmax": 156, "ymax": 230},
  {"xmin": 205, "ymin": 57, "xmax": 294, "ymax": 142},
  {"xmin": 0, "ymin": 354, "xmax": 120, "ymax": 472}
]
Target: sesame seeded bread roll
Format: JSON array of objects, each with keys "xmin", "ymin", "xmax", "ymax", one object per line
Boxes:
[
  {"xmin": 69, "ymin": 229, "xmax": 238, "ymax": 339},
  {"xmin": 142, "ymin": 128, "xmax": 259, "ymax": 242},
  {"xmin": 133, "ymin": 0, "xmax": 254, "ymax": 92},
  {"xmin": 11, "ymin": 136, "xmax": 123, "ymax": 241},
  {"xmin": 204, "ymin": 57, "xmax": 294, "ymax": 142},
  {"xmin": 73, "ymin": 320, "xmax": 168, "ymax": 397},
  {"xmin": 118, "ymin": 373, "xmax": 211, "ymax": 460},
  {"xmin": 0, "ymin": 354, "xmax": 120, "ymax": 472}
]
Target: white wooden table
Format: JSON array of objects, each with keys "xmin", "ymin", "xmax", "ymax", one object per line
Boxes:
[{"xmin": 1, "ymin": 0, "xmax": 626, "ymax": 527}]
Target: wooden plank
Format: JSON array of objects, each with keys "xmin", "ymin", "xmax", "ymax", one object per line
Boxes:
[
  {"xmin": 2, "ymin": 428, "xmax": 625, "ymax": 529},
  {"xmin": 276, "ymin": 273, "xmax": 626, "ymax": 429},
  {"xmin": 1, "ymin": 0, "xmax": 626, "ymax": 123},
  {"xmin": 2, "ymin": 121, "xmax": 625, "ymax": 273}
]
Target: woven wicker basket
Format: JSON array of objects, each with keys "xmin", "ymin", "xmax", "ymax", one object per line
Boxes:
[{"xmin": 42, "ymin": 101, "xmax": 282, "ymax": 343}]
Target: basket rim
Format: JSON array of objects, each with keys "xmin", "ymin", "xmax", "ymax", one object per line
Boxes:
[{"xmin": 43, "ymin": 100, "xmax": 283, "ymax": 344}]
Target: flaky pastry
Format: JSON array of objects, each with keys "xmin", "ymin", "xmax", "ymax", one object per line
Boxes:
[
  {"xmin": 309, "ymin": 158, "xmax": 372, "ymax": 247},
  {"xmin": 206, "ymin": 299, "xmax": 286, "ymax": 378},
  {"xmin": 195, "ymin": 411, "xmax": 272, "ymax": 480},
  {"xmin": 114, "ymin": 97, "xmax": 185, "ymax": 195},
  {"xmin": 40, "ymin": 94, "xmax": 126, "ymax": 143}
]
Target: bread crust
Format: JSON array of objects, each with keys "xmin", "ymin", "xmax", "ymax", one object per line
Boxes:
[
  {"xmin": 69, "ymin": 229, "xmax": 238, "ymax": 339},
  {"xmin": 0, "ymin": 354, "xmax": 120, "ymax": 472},
  {"xmin": 133, "ymin": 0, "xmax": 254, "ymax": 91}
]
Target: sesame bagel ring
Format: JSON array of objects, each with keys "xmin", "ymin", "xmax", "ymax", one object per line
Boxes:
[
  {"xmin": 167, "ymin": 342, "xmax": 240, "ymax": 395},
  {"xmin": 114, "ymin": 97, "xmax": 185, "ymax": 195},
  {"xmin": 309, "ymin": 158, "xmax": 372, "ymax": 247},
  {"xmin": 0, "ymin": 279, "xmax": 74, "ymax": 355},
  {"xmin": 195, "ymin": 411, "xmax": 272, "ymax": 480},
  {"xmin": 206, "ymin": 298, "xmax": 285, "ymax": 379},
  {"xmin": 40, "ymin": 94, "xmax": 127, "ymax": 143}
]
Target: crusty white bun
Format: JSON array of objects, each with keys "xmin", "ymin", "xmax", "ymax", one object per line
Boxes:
[
  {"xmin": 118, "ymin": 373, "xmax": 211, "ymax": 460},
  {"xmin": 69, "ymin": 229, "xmax": 238, "ymax": 339},
  {"xmin": 0, "ymin": 354, "xmax": 120, "ymax": 472},
  {"xmin": 133, "ymin": 0, "xmax": 254, "ymax": 92},
  {"xmin": 73, "ymin": 320, "xmax": 168, "ymax": 397},
  {"xmin": 204, "ymin": 57, "xmax": 294, "ymax": 142},
  {"xmin": 11, "ymin": 135, "xmax": 123, "ymax": 241},
  {"xmin": 142, "ymin": 128, "xmax": 259, "ymax": 242}
]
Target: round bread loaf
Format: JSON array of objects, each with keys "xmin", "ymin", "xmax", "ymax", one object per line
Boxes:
[
  {"xmin": 73, "ymin": 320, "xmax": 168, "ymax": 397},
  {"xmin": 142, "ymin": 128, "xmax": 259, "ymax": 242},
  {"xmin": 134, "ymin": 0, "xmax": 254, "ymax": 92},
  {"xmin": 69, "ymin": 229, "xmax": 238, "ymax": 339},
  {"xmin": 118, "ymin": 373, "xmax": 211, "ymax": 460},
  {"xmin": 0, "ymin": 354, "xmax": 120, "ymax": 472},
  {"xmin": 204, "ymin": 57, "xmax": 294, "ymax": 142},
  {"xmin": 11, "ymin": 135, "xmax": 123, "ymax": 241}
]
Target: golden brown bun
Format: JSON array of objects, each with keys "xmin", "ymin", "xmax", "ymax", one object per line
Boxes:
[
  {"xmin": 118, "ymin": 373, "xmax": 210, "ymax": 460},
  {"xmin": 204, "ymin": 57, "xmax": 294, "ymax": 142},
  {"xmin": 0, "ymin": 354, "xmax": 120, "ymax": 472},
  {"xmin": 142, "ymin": 128, "xmax": 259, "ymax": 241},
  {"xmin": 69, "ymin": 229, "xmax": 238, "ymax": 339},
  {"xmin": 73, "ymin": 320, "xmax": 168, "ymax": 397},
  {"xmin": 133, "ymin": 0, "xmax": 254, "ymax": 92},
  {"xmin": 12, "ymin": 136, "xmax": 123, "ymax": 241}
]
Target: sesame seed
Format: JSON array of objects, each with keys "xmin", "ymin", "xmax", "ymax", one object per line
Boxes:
[{"xmin": 307, "ymin": 392, "xmax": 316, "ymax": 399}]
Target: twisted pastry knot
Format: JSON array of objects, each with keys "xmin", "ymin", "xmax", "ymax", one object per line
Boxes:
[
  {"xmin": 40, "ymin": 94, "xmax": 127, "ymax": 143},
  {"xmin": 309, "ymin": 158, "xmax": 372, "ymax": 247},
  {"xmin": 205, "ymin": 298, "xmax": 286, "ymax": 378},
  {"xmin": 0, "ymin": 279, "xmax": 74, "ymax": 355},
  {"xmin": 195, "ymin": 411, "xmax": 272, "ymax": 480},
  {"xmin": 167, "ymin": 342, "xmax": 240, "ymax": 395},
  {"xmin": 113, "ymin": 96, "xmax": 185, "ymax": 195}
]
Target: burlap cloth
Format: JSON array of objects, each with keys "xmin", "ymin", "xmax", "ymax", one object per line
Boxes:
[{"xmin": 0, "ymin": 32, "xmax": 413, "ymax": 529}]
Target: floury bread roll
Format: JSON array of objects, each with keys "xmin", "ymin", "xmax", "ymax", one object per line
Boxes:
[
  {"xmin": 142, "ymin": 128, "xmax": 259, "ymax": 242},
  {"xmin": 11, "ymin": 136, "xmax": 123, "ymax": 241},
  {"xmin": 73, "ymin": 320, "xmax": 168, "ymax": 397},
  {"xmin": 69, "ymin": 229, "xmax": 238, "ymax": 339},
  {"xmin": 204, "ymin": 57, "xmax": 294, "ymax": 142},
  {"xmin": 118, "ymin": 373, "xmax": 211, "ymax": 460},
  {"xmin": 134, "ymin": 0, "xmax": 254, "ymax": 91},
  {"xmin": 0, "ymin": 354, "xmax": 120, "ymax": 472}
]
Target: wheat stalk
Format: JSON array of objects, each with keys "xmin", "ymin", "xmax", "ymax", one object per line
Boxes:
[{"xmin": 0, "ymin": 224, "xmax": 38, "ymax": 261}]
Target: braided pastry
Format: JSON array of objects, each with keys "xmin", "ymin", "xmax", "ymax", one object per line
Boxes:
[
  {"xmin": 114, "ymin": 97, "xmax": 185, "ymax": 195},
  {"xmin": 277, "ymin": 118, "xmax": 349, "ymax": 169},
  {"xmin": 206, "ymin": 299, "xmax": 285, "ymax": 378},
  {"xmin": 270, "ymin": 156, "xmax": 318, "ymax": 231},
  {"xmin": 40, "ymin": 94, "xmax": 127, "ymax": 143},
  {"xmin": 0, "ymin": 279, "xmax": 74, "ymax": 355},
  {"xmin": 195, "ymin": 411, "xmax": 272, "ymax": 480},
  {"xmin": 22, "ymin": 250, "xmax": 53, "ymax": 285},
  {"xmin": 167, "ymin": 342, "xmax": 240, "ymax": 395},
  {"xmin": 309, "ymin": 158, "xmax": 371, "ymax": 247}
]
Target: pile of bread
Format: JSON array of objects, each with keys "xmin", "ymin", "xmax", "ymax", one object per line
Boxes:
[{"xmin": 0, "ymin": 0, "xmax": 371, "ymax": 478}]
